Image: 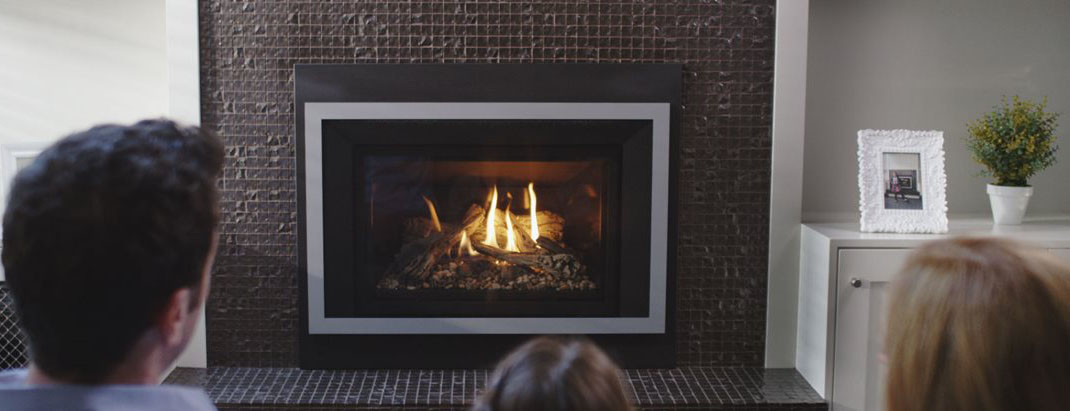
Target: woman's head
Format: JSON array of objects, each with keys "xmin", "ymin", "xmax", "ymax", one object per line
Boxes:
[
  {"xmin": 886, "ymin": 237, "xmax": 1070, "ymax": 411},
  {"xmin": 475, "ymin": 337, "xmax": 633, "ymax": 411}
]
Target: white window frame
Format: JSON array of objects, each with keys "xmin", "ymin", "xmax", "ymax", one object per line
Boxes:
[{"xmin": 0, "ymin": 142, "xmax": 49, "ymax": 281}]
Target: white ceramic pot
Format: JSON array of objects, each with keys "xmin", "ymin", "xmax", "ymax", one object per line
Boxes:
[{"xmin": 986, "ymin": 184, "xmax": 1033, "ymax": 225}]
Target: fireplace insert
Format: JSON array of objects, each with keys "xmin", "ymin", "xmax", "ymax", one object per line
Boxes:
[
  {"xmin": 322, "ymin": 118, "xmax": 652, "ymax": 319},
  {"xmin": 297, "ymin": 65, "xmax": 678, "ymax": 368}
]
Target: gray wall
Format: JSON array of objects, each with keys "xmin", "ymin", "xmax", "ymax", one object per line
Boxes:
[{"xmin": 803, "ymin": 0, "xmax": 1070, "ymax": 221}]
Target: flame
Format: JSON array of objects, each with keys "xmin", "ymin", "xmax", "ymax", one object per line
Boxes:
[
  {"xmin": 527, "ymin": 182, "xmax": 539, "ymax": 241},
  {"xmin": 483, "ymin": 186, "xmax": 500, "ymax": 248},
  {"xmin": 458, "ymin": 231, "xmax": 478, "ymax": 256},
  {"xmin": 421, "ymin": 195, "xmax": 442, "ymax": 232},
  {"xmin": 504, "ymin": 201, "xmax": 520, "ymax": 252},
  {"xmin": 480, "ymin": 185, "xmax": 534, "ymax": 253}
]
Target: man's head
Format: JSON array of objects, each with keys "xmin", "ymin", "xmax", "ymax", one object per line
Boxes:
[{"xmin": 2, "ymin": 119, "xmax": 223, "ymax": 383}]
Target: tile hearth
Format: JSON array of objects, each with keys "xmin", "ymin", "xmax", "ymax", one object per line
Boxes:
[{"xmin": 165, "ymin": 366, "xmax": 824, "ymax": 410}]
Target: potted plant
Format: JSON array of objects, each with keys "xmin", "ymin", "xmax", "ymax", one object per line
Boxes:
[{"xmin": 966, "ymin": 96, "xmax": 1059, "ymax": 224}]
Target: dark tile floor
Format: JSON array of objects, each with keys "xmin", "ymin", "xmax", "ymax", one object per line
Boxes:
[{"xmin": 165, "ymin": 366, "xmax": 825, "ymax": 410}]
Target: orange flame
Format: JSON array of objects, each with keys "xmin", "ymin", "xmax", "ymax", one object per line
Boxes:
[
  {"xmin": 527, "ymin": 182, "xmax": 539, "ymax": 241},
  {"xmin": 421, "ymin": 195, "xmax": 441, "ymax": 232},
  {"xmin": 458, "ymin": 231, "xmax": 478, "ymax": 256},
  {"xmin": 483, "ymin": 186, "xmax": 500, "ymax": 248},
  {"xmin": 504, "ymin": 200, "xmax": 519, "ymax": 253}
]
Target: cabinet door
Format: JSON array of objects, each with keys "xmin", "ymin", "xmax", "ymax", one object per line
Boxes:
[
  {"xmin": 832, "ymin": 249, "xmax": 913, "ymax": 411},
  {"xmin": 1051, "ymin": 249, "xmax": 1070, "ymax": 265}
]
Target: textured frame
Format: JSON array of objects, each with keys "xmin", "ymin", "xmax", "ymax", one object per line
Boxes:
[{"xmin": 857, "ymin": 129, "xmax": 948, "ymax": 233}]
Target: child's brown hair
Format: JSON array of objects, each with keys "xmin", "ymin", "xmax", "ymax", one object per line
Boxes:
[
  {"xmin": 886, "ymin": 237, "xmax": 1070, "ymax": 411},
  {"xmin": 474, "ymin": 336, "xmax": 633, "ymax": 411}
]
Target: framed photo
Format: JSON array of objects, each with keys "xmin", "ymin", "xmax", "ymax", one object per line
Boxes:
[{"xmin": 857, "ymin": 129, "xmax": 947, "ymax": 233}]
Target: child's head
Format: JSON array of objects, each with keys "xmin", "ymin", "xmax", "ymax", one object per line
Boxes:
[
  {"xmin": 475, "ymin": 336, "xmax": 633, "ymax": 411},
  {"xmin": 886, "ymin": 237, "xmax": 1070, "ymax": 411}
]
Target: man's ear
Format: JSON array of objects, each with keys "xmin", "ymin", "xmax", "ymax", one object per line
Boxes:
[{"xmin": 158, "ymin": 287, "xmax": 194, "ymax": 347}]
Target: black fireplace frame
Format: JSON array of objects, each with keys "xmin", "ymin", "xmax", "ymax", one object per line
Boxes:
[
  {"xmin": 322, "ymin": 119, "xmax": 652, "ymax": 319},
  {"xmin": 296, "ymin": 64, "xmax": 680, "ymax": 368}
]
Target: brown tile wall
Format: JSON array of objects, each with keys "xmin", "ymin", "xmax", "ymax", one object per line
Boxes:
[{"xmin": 199, "ymin": 0, "xmax": 776, "ymax": 367}]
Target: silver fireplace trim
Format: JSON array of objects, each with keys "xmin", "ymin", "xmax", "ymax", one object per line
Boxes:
[{"xmin": 304, "ymin": 102, "xmax": 670, "ymax": 334}]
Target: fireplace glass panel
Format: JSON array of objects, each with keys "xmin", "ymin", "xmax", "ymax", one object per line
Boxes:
[
  {"xmin": 364, "ymin": 157, "xmax": 608, "ymax": 297},
  {"xmin": 321, "ymin": 119, "xmax": 650, "ymax": 318}
]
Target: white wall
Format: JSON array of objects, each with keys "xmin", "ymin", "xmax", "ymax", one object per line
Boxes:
[
  {"xmin": 803, "ymin": 0, "xmax": 1070, "ymax": 221},
  {"xmin": 0, "ymin": 0, "xmax": 167, "ymax": 144},
  {"xmin": 883, "ymin": 154, "xmax": 919, "ymax": 172},
  {"xmin": 766, "ymin": 0, "xmax": 808, "ymax": 368},
  {"xmin": 165, "ymin": 0, "xmax": 206, "ymax": 370}
]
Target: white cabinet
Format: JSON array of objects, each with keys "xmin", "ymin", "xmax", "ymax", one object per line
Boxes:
[
  {"xmin": 796, "ymin": 219, "xmax": 1070, "ymax": 411},
  {"xmin": 831, "ymin": 249, "xmax": 910, "ymax": 411},
  {"xmin": 829, "ymin": 246, "xmax": 1070, "ymax": 411}
]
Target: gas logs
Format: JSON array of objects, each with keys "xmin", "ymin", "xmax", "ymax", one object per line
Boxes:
[{"xmin": 377, "ymin": 186, "xmax": 595, "ymax": 292}]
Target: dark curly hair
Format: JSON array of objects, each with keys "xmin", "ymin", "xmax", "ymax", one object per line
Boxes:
[{"xmin": 2, "ymin": 119, "xmax": 223, "ymax": 383}]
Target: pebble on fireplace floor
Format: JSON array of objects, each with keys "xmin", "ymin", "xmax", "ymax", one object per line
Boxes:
[{"xmin": 377, "ymin": 257, "xmax": 597, "ymax": 292}]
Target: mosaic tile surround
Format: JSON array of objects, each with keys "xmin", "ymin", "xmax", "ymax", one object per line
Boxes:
[
  {"xmin": 165, "ymin": 366, "xmax": 824, "ymax": 410},
  {"xmin": 200, "ymin": 0, "xmax": 776, "ymax": 367}
]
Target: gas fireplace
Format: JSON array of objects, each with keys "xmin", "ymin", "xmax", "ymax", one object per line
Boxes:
[
  {"xmin": 375, "ymin": 161, "xmax": 603, "ymax": 296},
  {"xmin": 297, "ymin": 65, "xmax": 679, "ymax": 368}
]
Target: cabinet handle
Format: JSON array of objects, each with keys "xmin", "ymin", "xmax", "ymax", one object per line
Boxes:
[{"xmin": 849, "ymin": 277, "xmax": 863, "ymax": 288}]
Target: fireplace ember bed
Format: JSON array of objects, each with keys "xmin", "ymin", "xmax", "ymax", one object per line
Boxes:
[
  {"xmin": 297, "ymin": 65, "xmax": 679, "ymax": 368},
  {"xmin": 371, "ymin": 146, "xmax": 606, "ymax": 298}
]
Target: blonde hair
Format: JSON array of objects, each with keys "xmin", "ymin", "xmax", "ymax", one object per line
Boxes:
[
  {"xmin": 474, "ymin": 337, "xmax": 633, "ymax": 411},
  {"xmin": 886, "ymin": 237, "xmax": 1070, "ymax": 411}
]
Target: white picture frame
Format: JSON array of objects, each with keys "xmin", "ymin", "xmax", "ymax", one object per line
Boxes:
[{"xmin": 857, "ymin": 129, "xmax": 948, "ymax": 233}]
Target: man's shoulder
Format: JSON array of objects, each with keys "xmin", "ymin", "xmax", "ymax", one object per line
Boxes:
[
  {"xmin": 0, "ymin": 368, "xmax": 28, "ymax": 385},
  {"xmin": 0, "ymin": 369, "xmax": 217, "ymax": 411}
]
